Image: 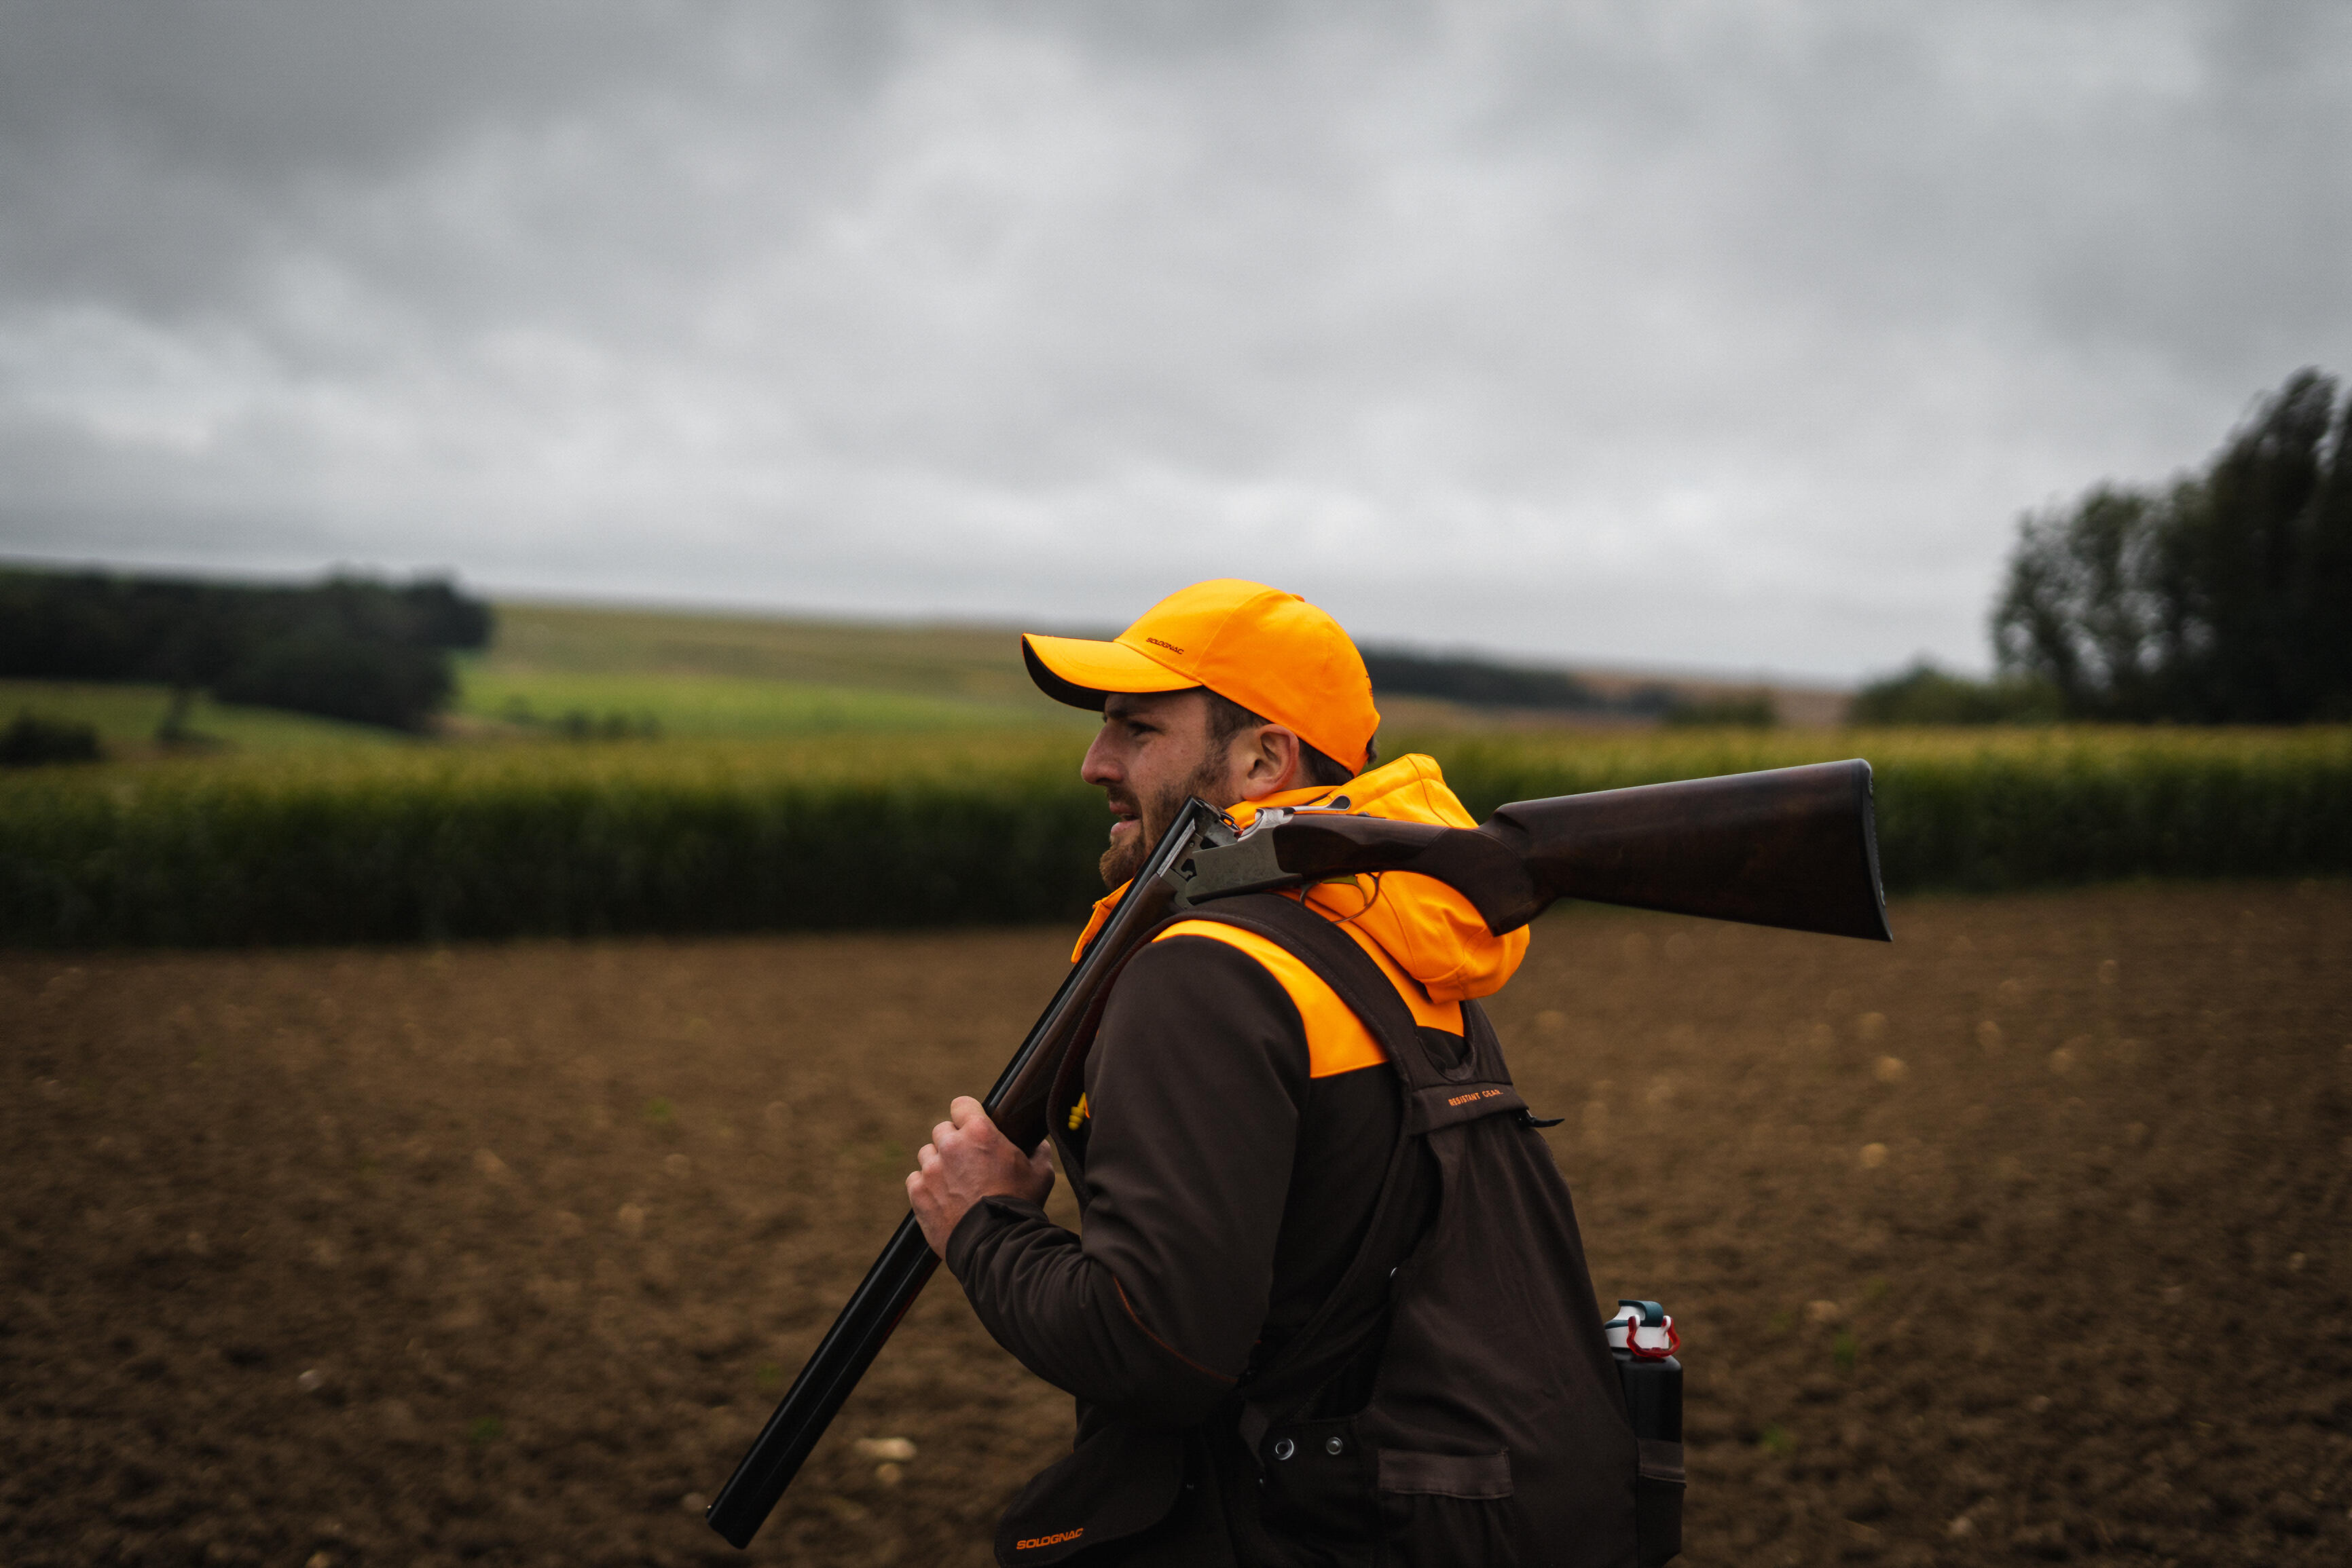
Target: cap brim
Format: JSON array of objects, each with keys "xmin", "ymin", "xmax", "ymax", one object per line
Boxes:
[{"xmin": 1022, "ymin": 633, "xmax": 1194, "ymax": 711}]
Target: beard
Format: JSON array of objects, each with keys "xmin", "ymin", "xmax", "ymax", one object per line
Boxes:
[{"xmin": 1098, "ymin": 756, "xmax": 1231, "ymax": 890}]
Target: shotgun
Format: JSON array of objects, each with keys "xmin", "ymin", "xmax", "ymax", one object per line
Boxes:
[{"xmin": 706, "ymin": 758, "xmax": 1890, "ymax": 1547}]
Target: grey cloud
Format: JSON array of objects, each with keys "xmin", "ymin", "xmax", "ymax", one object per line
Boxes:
[{"xmin": 2, "ymin": 1, "xmax": 2347, "ymax": 677}]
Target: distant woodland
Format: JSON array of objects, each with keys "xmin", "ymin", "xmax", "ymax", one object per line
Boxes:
[{"xmin": 0, "ymin": 568, "xmax": 492, "ymax": 734}]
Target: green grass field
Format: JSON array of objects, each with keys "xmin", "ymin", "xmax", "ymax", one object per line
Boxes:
[
  {"xmin": 452, "ymin": 665, "xmax": 1074, "ymax": 737},
  {"xmin": 450, "ymin": 601, "xmax": 1085, "ymax": 737},
  {"xmin": 477, "ymin": 600, "xmax": 1064, "ymax": 696},
  {"xmin": 0, "ymin": 679, "xmax": 411, "ymax": 755}
]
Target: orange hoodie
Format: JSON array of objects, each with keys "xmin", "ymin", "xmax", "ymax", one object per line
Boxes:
[{"xmin": 1069, "ymin": 752, "xmax": 1528, "ymax": 1006}]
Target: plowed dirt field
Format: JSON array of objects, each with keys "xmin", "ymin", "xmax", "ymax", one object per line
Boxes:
[{"xmin": 5, "ymin": 882, "xmax": 2349, "ymax": 1567}]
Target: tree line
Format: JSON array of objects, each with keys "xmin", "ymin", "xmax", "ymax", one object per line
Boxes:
[
  {"xmin": 0, "ymin": 567, "xmax": 493, "ymax": 734},
  {"xmin": 1359, "ymin": 648, "xmax": 1678, "ymax": 717},
  {"xmin": 1860, "ymin": 368, "xmax": 2352, "ymax": 725}
]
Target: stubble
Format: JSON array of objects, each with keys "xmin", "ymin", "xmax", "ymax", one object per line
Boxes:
[{"xmin": 1098, "ymin": 756, "xmax": 1230, "ymax": 891}]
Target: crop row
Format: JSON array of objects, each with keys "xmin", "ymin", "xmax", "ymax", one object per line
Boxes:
[
  {"xmin": 1429, "ymin": 727, "xmax": 2352, "ymax": 893},
  {"xmin": 3, "ymin": 728, "xmax": 2347, "ymax": 946}
]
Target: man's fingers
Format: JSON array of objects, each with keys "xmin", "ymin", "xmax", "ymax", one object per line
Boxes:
[{"xmin": 908, "ymin": 1097, "xmax": 1035, "ymax": 1256}]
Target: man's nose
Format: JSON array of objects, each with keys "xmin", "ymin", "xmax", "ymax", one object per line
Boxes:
[{"xmin": 1080, "ymin": 729, "xmax": 1121, "ymax": 786}]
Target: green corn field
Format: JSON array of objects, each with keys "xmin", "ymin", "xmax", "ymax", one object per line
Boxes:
[
  {"xmin": 1422, "ymin": 726, "xmax": 2352, "ymax": 893},
  {"xmin": 3, "ymin": 727, "xmax": 2347, "ymax": 946}
]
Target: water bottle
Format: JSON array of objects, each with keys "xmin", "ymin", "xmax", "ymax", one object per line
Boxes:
[
  {"xmin": 1605, "ymin": 1299, "xmax": 1682, "ymax": 1442},
  {"xmin": 1607, "ymin": 1299, "xmax": 1684, "ymax": 1565}
]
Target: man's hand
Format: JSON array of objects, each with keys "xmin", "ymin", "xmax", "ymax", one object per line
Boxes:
[{"xmin": 907, "ymin": 1096, "xmax": 1054, "ymax": 1257}]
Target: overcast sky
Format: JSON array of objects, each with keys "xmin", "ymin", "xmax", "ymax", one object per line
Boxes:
[{"xmin": 3, "ymin": 1, "xmax": 2347, "ymax": 679}]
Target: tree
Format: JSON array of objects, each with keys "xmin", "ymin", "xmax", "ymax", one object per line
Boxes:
[
  {"xmin": 1993, "ymin": 369, "xmax": 2352, "ymax": 722},
  {"xmin": 2168, "ymin": 371, "xmax": 2352, "ymax": 720},
  {"xmin": 1992, "ymin": 485, "xmax": 2175, "ymax": 720}
]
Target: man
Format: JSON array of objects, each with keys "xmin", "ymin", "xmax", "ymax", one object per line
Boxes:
[{"xmin": 906, "ymin": 580, "xmax": 1647, "ymax": 1567}]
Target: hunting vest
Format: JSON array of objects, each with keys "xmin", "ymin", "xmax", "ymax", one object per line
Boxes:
[{"xmin": 1000, "ymin": 893, "xmax": 1681, "ymax": 1568}]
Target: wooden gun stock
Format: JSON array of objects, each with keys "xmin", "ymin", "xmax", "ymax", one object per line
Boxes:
[
  {"xmin": 1188, "ymin": 758, "xmax": 1890, "ymax": 942},
  {"xmin": 706, "ymin": 760, "xmax": 1888, "ymax": 1548}
]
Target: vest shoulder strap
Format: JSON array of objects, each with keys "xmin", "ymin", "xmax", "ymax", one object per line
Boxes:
[{"xmin": 1168, "ymin": 893, "xmax": 1528, "ymax": 1136}]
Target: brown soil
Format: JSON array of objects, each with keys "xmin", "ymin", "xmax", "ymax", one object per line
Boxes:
[{"xmin": 5, "ymin": 882, "xmax": 2349, "ymax": 1568}]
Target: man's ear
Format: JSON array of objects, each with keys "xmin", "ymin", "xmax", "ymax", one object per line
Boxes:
[{"xmin": 1236, "ymin": 724, "xmax": 1304, "ymax": 800}]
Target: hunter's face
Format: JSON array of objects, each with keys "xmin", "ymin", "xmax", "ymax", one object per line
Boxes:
[{"xmin": 1082, "ymin": 690, "xmax": 1230, "ymax": 890}]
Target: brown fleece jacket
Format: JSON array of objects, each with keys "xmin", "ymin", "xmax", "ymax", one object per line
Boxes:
[{"xmin": 944, "ymin": 932, "xmax": 1418, "ymax": 1433}]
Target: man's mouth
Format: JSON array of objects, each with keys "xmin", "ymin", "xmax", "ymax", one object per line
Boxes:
[{"xmin": 1106, "ymin": 798, "xmax": 1140, "ymax": 839}]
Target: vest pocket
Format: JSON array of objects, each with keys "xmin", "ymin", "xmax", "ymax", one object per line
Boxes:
[
  {"xmin": 1375, "ymin": 1449, "xmax": 1518, "ymax": 1568},
  {"xmin": 1635, "ymin": 1438, "xmax": 1685, "ymax": 1567},
  {"xmin": 1254, "ymin": 1418, "xmax": 1378, "ymax": 1552}
]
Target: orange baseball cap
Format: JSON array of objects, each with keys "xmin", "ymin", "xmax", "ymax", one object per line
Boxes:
[{"xmin": 1023, "ymin": 580, "xmax": 1380, "ymax": 773}]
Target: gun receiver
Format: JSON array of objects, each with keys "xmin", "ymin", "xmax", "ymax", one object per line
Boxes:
[{"xmin": 705, "ymin": 759, "xmax": 1888, "ymax": 1547}]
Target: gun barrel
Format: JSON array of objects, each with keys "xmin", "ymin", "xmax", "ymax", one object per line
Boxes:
[{"xmin": 705, "ymin": 1217, "xmax": 935, "ymax": 1547}]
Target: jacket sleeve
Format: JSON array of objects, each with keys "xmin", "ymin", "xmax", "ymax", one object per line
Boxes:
[{"xmin": 944, "ymin": 935, "xmax": 1310, "ymax": 1427}]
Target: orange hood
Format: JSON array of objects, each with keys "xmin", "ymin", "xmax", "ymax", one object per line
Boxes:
[{"xmin": 1069, "ymin": 753, "xmax": 1528, "ymax": 1003}]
